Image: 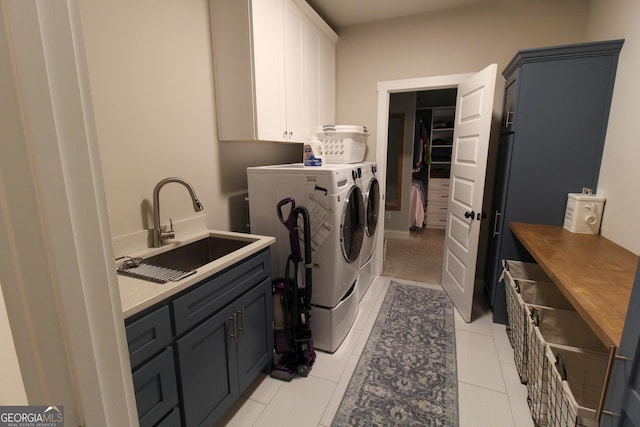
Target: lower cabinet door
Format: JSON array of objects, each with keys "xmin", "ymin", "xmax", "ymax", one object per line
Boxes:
[
  {"xmin": 155, "ymin": 407, "xmax": 181, "ymax": 427},
  {"xmin": 177, "ymin": 305, "xmax": 238, "ymax": 427},
  {"xmin": 132, "ymin": 347, "xmax": 178, "ymax": 427},
  {"xmin": 236, "ymin": 278, "xmax": 273, "ymax": 392},
  {"xmin": 485, "ymin": 133, "xmax": 514, "ymax": 324}
]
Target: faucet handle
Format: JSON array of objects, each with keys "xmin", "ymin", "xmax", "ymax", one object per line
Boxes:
[{"xmin": 160, "ymin": 218, "xmax": 175, "ymax": 241}]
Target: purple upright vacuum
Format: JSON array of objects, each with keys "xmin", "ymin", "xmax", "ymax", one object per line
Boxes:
[{"xmin": 270, "ymin": 197, "xmax": 316, "ymax": 381}]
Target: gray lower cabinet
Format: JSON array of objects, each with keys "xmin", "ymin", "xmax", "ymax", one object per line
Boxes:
[
  {"xmin": 177, "ymin": 278, "xmax": 272, "ymax": 427},
  {"xmin": 155, "ymin": 408, "xmax": 181, "ymax": 427},
  {"xmin": 131, "ymin": 347, "xmax": 179, "ymax": 427},
  {"xmin": 125, "ymin": 249, "xmax": 273, "ymax": 427},
  {"xmin": 485, "ymin": 40, "xmax": 624, "ymax": 324}
]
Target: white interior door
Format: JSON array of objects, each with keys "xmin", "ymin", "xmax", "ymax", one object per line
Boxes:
[{"xmin": 441, "ymin": 64, "xmax": 497, "ymax": 322}]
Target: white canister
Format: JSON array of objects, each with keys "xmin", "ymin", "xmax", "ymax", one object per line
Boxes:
[
  {"xmin": 303, "ymin": 137, "xmax": 325, "ymax": 167},
  {"xmin": 563, "ymin": 193, "xmax": 605, "ymax": 234}
]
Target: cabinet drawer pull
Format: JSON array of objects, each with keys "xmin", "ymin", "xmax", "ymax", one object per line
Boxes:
[
  {"xmin": 229, "ymin": 313, "xmax": 238, "ymax": 344},
  {"xmin": 493, "ymin": 211, "xmax": 501, "ymax": 237},
  {"xmin": 505, "ymin": 109, "xmax": 514, "ymax": 127},
  {"xmin": 238, "ymin": 308, "xmax": 246, "ymax": 336}
]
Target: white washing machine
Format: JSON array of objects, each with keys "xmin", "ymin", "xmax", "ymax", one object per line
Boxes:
[
  {"xmin": 247, "ymin": 163, "xmax": 365, "ymax": 352},
  {"xmin": 358, "ymin": 162, "xmax": 380, "ymax": 299}
]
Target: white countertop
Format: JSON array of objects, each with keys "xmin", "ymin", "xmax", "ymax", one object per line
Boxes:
[{"xmin": 118, "ymin": 230, "xmax": 275, "ymax": 318}]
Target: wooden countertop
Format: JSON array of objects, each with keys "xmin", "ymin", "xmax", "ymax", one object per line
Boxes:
[{"xmin": 510, "ymin": 222, "xmax": 638, "ymax": 347}]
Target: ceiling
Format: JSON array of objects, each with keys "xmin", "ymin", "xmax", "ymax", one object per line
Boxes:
[{"xmin": 305, "ymin": 0, "xmax": 491, "ymax": 29}]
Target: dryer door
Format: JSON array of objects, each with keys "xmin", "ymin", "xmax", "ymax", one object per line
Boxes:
[
  {"xmin": 340, "ymin": 185, "xmax": 364, "ymax": 263},
  {"xmin": 365, "ymin": 177, "xmax": 380, "ymax": 238}
]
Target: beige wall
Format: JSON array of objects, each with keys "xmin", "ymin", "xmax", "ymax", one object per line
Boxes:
[
  {"xmin": 334, "ymin": 0, "xmax": 640, "ymax": 256},
  {"xmin": 0, "ymin": 283, "xmax": 27, "ymax": 404},
  {"xmin": 0, "ymin": 5, "xmax": 27, "ymax": 404},
  {"xmin": 335, "ymin": 0, "xmax": 592, "ymax": 276},
  {"xmin": 386, "ymin": 92, "xmax": 417, "ymax": 232},
  {"xmin": 78, "ymin": 0, "xmax": 638, "ymax": 255},
  {"xmin": 81, "ymin": 0, "xmax": 640, "ymax": 253},
  {"xmin": 584, "ymin": 0, "xmax": 640, "ymax": 254},
  {"xmin": 79, "ymin": 0, "xmax": 299, "ymax": 250},
  {"xmin": 334, "ymin": 0, "xmax": 591, "ymax": 160}
]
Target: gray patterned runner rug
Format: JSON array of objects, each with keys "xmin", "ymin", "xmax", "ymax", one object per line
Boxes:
[{"xmin": 332, "ymin": 281, "xmax": 458, "ymax": 426}]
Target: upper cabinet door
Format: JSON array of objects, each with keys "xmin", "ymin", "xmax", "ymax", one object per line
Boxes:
[
  {"xmin": 319, "ymin": 35, "xmax": 336, "ymax": 127},
  {"xmin": 304, "ymin": 16, "xmax": 336, "ymax": 137},
  {"xmin": 283, "ymin": 0, "xmax": 305, "ymax": 142},
  {"xmin": 210, "ymin": 0, "xmax": 337, "ymax": 143},
  {"xmin": 252, "ymin": 0, "xmax": 288, "ymax": 142}
]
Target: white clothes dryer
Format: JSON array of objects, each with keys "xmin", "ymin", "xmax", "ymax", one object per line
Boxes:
[
  {"xmin": 358, "ymin": 162, "xmax": 380, "ymax": 299},
  {"xmin": 247, "ymin": 163, "xmax": 365, "ymax": 352}
]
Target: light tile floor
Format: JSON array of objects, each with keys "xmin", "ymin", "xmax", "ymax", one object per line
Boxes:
[{"xmin": 217, "ymin": 276, "xmax": 536, "ymax": 427}]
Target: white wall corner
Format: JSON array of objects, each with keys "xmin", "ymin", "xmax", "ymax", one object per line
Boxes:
[{"xmin": 3, "ymin": 1, "xmax": 138, "ymax": 425}]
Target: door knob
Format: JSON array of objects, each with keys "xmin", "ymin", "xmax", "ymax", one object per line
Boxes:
[{"xmin": 464, "ymin": 210, "xmax": 475, "ymax": 219}]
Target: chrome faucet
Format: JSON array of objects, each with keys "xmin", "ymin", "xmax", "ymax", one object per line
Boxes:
[{"xmin": 152, "ymin": 177, "xmax": 204, "ymax": 248}]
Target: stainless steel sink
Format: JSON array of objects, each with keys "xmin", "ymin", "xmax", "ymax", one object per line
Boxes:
[{"xmin": 143, "ymin": 235, "xmax": 253, "ymax": 272}]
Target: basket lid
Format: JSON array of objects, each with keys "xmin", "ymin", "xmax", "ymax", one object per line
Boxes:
[
  {"xmin": 567, "ymin": 193, "xmax": 605, "ymax": 202},
  {"xmin": 315, "ymin": 124, "xmax": 368, "ymax": 135}
]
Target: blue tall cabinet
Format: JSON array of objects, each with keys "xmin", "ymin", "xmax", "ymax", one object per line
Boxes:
[
  {"xmin": 603, "ymin": 258, "xmax": 640, "ymax": 426},
  {"xmin": 485, "ymin": 40, "xmax": 624, "ymax": 324}
]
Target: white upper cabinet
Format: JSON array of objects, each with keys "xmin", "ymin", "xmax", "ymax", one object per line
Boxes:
[
  {"xmin": 210, "ymin": 0, "xmax": 337, "ymax": 143},
  {"xmin": 252, "ymin": 0, "xmax": 287, "ymax": 142},
  {"xmin": 283, "ymin": 0, "xmax": 305, "ymax": 142},
  {"xmin": 304, "ymin": 13, "xmax": 336, "ymax": 137}
]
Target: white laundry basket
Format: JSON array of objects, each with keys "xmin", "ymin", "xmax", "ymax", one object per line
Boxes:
[{"xmin": 314, "ymin": 125, "xmax": 368, "ymax": 163}]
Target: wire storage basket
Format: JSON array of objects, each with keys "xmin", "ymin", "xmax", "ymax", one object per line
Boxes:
[
  {"xmin": 512, "ymin": 281, "xmax": 576, "ymax": 384},
  {"xmin": 527, "ymin": 307, "xmax": 607, "ymax": 426},
  {"xmin": 503, "ymin": 260, "xmax": 573, "ymax": 383},
  {"xmin": 545, "ymin": 344, "xmax": 609, "ymax": 427},
  {"xmin": 503, "ymin": 260, "xmax": 552, "ymax": 347}
]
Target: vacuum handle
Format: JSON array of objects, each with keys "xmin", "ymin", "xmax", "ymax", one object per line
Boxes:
[
  {"xmin": 277, "ymin": 198, "xmax": 303, "ymax": 262},
  {"xmin": 294, "ymin": 206, "xmax": 313, "ymax": 309},
  {"xmin": 277, "ymin": 198, "xmax": 295, "ymax": 226}
]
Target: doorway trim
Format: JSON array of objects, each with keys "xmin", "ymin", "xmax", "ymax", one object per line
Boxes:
[
  {"xmin": 372, "ymin": 73, "xmax": 473, "ymax": 277},
  {"xmin": 1, "ymin": 2, "xmax": 137, "ymax": 425}
]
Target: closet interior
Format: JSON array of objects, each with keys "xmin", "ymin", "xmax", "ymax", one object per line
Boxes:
[{"xmin": 412, "ymin": 88, "xmax": 457, "ymax": 230}]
